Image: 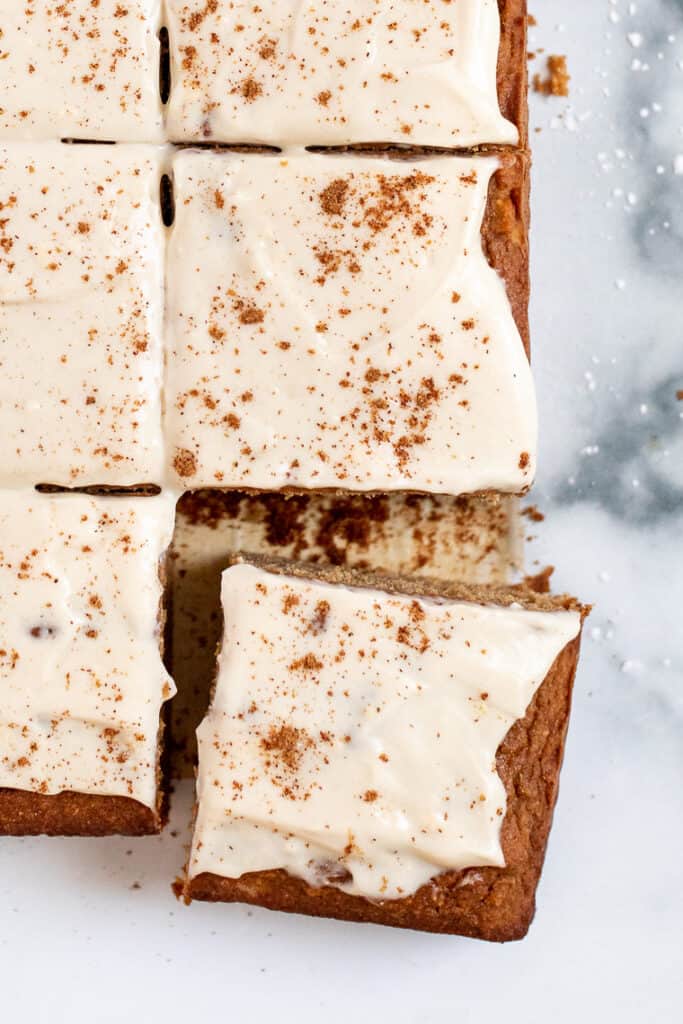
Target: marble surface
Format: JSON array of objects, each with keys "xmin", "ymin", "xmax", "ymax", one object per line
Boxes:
[{"xmin": 1, "ymin": 2, "xmax": 681, "ymax": 1020}]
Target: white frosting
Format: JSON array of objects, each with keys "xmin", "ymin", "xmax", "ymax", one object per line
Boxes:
[
  {"xmin": 0, "ymin": 0, "xmax": 164, "ymax": 142},
  {"xmin": 189, "ymin": 563, "xmax": 581, "ymax": 899},
  {"xmin": 166, "ymin": 150, "xmax": 536, "ymax": 496},
  {"xmin": 0, "ymin": 490, "xmax": 177, "ymax": 808},
  {"xmin": 0, "ymin": 142, "xmax": 166, "ymax": 488},
  {"xmin": 165, "ymin": 0, "xmax": 517, "ymax": 147}
]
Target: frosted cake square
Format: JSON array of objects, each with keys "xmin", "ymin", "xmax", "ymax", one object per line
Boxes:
[
  {"xmin": 0, "ymin": 143, "xmax": 165, "ymax": 488},
  {"xmin": 0, "ymin": 491, "xmax": 176, "ymax": 835},
  {"xmin": 165, "ymin": 0, "xmax": 526, "ymax": 148},
  {"xmin": 185, "ymin": 558, "xmax": 585, "ymax": 940},
  {"xmin": 0, "ymin": 0, "xmax": 164, "ymax": 142},
  {"xmin": 165, "ymin": 150, "xmax": 535, "ymax": 496}
]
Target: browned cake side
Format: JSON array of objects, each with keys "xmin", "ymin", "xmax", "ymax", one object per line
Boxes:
[
  {"xmin": 484, "ymin": 151, "xmax": 530, "ymax": 356},
  {"xmin": 186, "ymin": 559, "xmax": 587, "ymax": 941},
  {"xmin": 0, "ymin": 789, "xmax": 161, "ymax": 837},
  {"xmin": 497, "ymin": 0, "xmax": 529, "ymax": 149}
]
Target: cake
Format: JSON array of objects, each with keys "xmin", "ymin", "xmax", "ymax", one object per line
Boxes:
[
  {"xmin": 0, "ymin": 0, "xmax": 164, "ymax": 142},
  {"xmin": 0, "ymin": 142, "xmax": 166, "ymax": 489},
  {"xmin": 0, "ymin": 0, "xmax": 588, "ymax": 944},
  {"xmin": 184, "ymin": 558, "xmax": 587, "ymax": 940},
  {"xmin": 0, "ymin": 491, "xmax": 176, "ymax": 836},
  {"xmin": 165, "ymin": 0, "xmax": 527, "ymax": 148},
  {"xmin": 165, "ymin": 149, "xmax": 534, "ymax": 494}
]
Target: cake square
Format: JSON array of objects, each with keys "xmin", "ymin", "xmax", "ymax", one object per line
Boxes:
[
  {"xmin": 0, "ymin": 0, "xmax": 164, "ymax": 142},
  {"xmin": 165, "ymin": 0, "xmax": 527, "ymax": 148},
  {"xmin": 165, "ymin": 149, "xmax": 534, "ymax": 496},
  {"xmin": 185, "ymin": 558, "xmax": 585, "ymax": 940},
  {"xmin": 0, "ymin": 143, "xmax": 166, "ymax": 489},
  {"xmin": 0, "ymin": 490, "xmax": 177, "ymax": 836}
]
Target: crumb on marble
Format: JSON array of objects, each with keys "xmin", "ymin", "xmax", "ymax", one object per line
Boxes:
[{"xmin": 533, "ymin": 55, "xmax": 570, "ymax": 97}]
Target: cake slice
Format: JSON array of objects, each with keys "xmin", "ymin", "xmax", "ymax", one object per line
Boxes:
[
  {"xmin": 0, "ymin": 143, "xmax": 166, "ymax": 489},
  {"xmin": 0, "ymin": 0, "xmax": 164, "ymax": 142},
  {"xmin": 185, "ymin": 558, "xmax": 587, "ymax": 940},
  {"xmin": 165, "ymin": 0, "xmax": 527, "ymax": 148},
  {"xmin": 165, "ymin": 149, "xmax": 533, "ymax": 496},
  {"xmin": 0, "ymin": 491, "xmax": 177, "ymax": 836}
]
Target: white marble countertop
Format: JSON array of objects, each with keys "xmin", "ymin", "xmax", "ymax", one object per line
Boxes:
[{"xmin": 1, "ymin": 3, "xmax": 681, "ymax": 1020}]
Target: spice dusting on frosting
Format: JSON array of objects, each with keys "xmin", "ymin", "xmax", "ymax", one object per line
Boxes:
[
  {"xmin": 0, "ymin": 143, "xmax": 165, "ymax": 488},
  {"xmin": 188, "ymin": 564, "xmax": 582, "ymax": 899},
  {"xmin": 0, "ymin": 1, "xmax": 163, "ymax": 141}
]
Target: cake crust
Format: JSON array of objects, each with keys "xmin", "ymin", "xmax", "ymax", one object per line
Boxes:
[
  {"xmin": 185, "ymin": 558, "xmax": 587, "ymax": 941},
  {"xmin": 497, "ymin": 0, "xmax": 529, "ymax": 149},
  {"xmin": 0, "ymin": 789, "xmax": 162, "ymax": 837},
  {"xmin": 484, "ymin": 151, "xmax": 530, "ymax": 356}
]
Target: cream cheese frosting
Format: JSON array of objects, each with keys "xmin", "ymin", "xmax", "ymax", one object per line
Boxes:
[
  {"xmin": 0, "ymin": 142, "xmax": 166, "ymax": 488},
  {"xmin": 166, "ymin": 150, "xmax": 536, "ymax": 496},
  {"xmin": 0, "ymin": 0, "xmax": 164, "ymax": 142},
  {"xmin": 189, "ymin": 563, "xmax": 581, "ymax": 899},
  {"xmin": 165, "ymin": 0, "xmax": 517, "ymax": 147},
  {"xmin": 0, "ymin": 490, "xmax": 177, "ymax": 809}
]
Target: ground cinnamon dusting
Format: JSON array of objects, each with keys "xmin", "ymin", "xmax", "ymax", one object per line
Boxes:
[
  {"xmin": 260, "ymin": 724, "xmax": 312, "ymax": 773},
  {"xmin": 289, "ymin": 653, "xmax": 323, "ymax": 672},
  {"xmin": 233, "ymin": 298, "xmax": 265, "ymax": 325},
  {"xmin": 186, "ymin": 0, "xmax": 218, "ymax": 33},
  {"xmin": 240, "ymin": 77, "xmax": 262, "ymax": 101},
  {"xmin": 173, "ymin": 448, "xmax": 197, "ymax": 478},
  {"xmin": 319, "ymin": 179, "xmax": 349, "ymax": 217}
]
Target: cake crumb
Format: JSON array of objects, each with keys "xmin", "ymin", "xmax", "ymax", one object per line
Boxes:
[
  {"xmin": 524, "ymin": 566, "xmax": 554, "ymax": 594},
  {"xmin": 533, "ymin": 55, "xmax": 570, "ymax": 97},
  {"xmin": 522, "ymin": 505, "xmax": 545, "ymax": 523},
  {"xmin": 171, "ymin": 877, "xmax": 187, "ymax": 902}
]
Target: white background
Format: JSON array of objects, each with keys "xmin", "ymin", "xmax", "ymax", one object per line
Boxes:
[{"xmin": 2, "ymin": 2, "xmax": 682, "ymax": 1020}]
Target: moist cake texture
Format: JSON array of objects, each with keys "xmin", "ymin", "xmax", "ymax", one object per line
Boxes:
[
  {"xmin": 166, "ymin": 150, "xmax": 536, "ymax": 494},
  {"xmin": 0, "ymin": 143, "xmax": 166, "ymax": 488},
  {"xmin": 166, "ymin": 0, "xmax": 520, "ymax": 148},
  {"xmin": 0, "ymin": 490, "xmax": 176, "ymax": 828},
  {"xmin": 186, "ymin": 561, "xmax": 583, "ymax": 936},
  {"xmin": 0, "ymin": 0, "xmax": 164, "ymax": 142}
]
